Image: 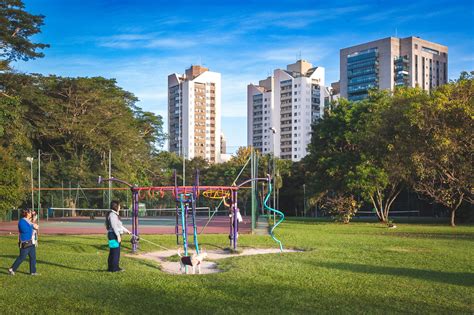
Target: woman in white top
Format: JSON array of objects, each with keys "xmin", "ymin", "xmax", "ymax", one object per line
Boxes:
[{"xmin": 105, "ymin": 201, "xmax": 130, "ymax": 272}]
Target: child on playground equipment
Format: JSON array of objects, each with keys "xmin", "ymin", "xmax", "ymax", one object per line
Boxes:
[{"xmin": 105, "ymin": 201, "xmax": 131, "ymax": 272}]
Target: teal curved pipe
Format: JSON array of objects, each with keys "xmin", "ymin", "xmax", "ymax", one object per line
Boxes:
[{"xmin": 263, "ymin": 182, "xmax": 285, "ymax": 252}]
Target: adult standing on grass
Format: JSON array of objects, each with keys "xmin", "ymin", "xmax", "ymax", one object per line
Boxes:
[
  {"xmin": 106, "ymin": 200, "xmax": 131, "ymax": 272},
  {"xmin": 8, "ymin": 210, "xmax": 39, "ymax": 276}
]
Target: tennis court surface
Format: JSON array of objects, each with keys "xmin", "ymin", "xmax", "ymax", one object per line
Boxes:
[{"xmin": 0, "ymin": 216, "xmax": 251, "ymax": 235}]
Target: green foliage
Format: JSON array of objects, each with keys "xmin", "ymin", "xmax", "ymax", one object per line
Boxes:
[
  {"xmin": 0, "ymin": 73, "xmax": 167, "ymax": 208},
  {"xmin": 321, "ymin": 194, "xmax": 360, "ymax": 223},
  {"xmin": 409, "ymin": 72, "xmax": 474, "ymax": 226},
  {"xmin": 0, "ymin": 146, "xmax": 25, "ymax": 216},
  {"xmin": 0, "ymin": 0, "xmax": 49, "ymax": 69}
]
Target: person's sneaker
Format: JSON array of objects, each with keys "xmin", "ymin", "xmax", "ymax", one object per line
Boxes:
[
  {"xmin": 118, "ymin": 268, "xmax": 125, "ymax": 272},
  {"xmin": 30, "ymin": 273, "xmax": 40, "ymax": 276},
  {"xmin": 8, "ymin": 268, "xmax": 15, "ymax": 276}
]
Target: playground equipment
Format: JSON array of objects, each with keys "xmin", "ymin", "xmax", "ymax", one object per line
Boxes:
[{"xmin": 98, "ymin": 171, "xmax": 284, "ymax": 254}]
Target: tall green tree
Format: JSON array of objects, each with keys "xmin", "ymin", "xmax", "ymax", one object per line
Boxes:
[
  {"xmin": 409, "ymin": 72, "xmax": 474, "ymax": 226},
  {"xmin": 306, "ymin": 90, "xmax": 425, "ymax": 223},
  {"xmin": 0, "ymin": 0, "xmax": 48, "ymax": 70},
  {"xmin": 0, "ymin": 73, "xmax": 166, "ymax": 208}
]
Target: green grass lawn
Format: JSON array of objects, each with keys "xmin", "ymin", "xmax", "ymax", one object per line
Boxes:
[{"xmin": 0, "ymin": 219, "xmax": 473, "ymax": 314}]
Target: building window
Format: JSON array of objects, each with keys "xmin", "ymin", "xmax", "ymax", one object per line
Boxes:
[
  {"xmin": 415, "ymin": 54, "xmax": 418, "ymax": 83},
  {"xmin": 422, "ymin": 46, "xmax": 439, "ymax": 55}
]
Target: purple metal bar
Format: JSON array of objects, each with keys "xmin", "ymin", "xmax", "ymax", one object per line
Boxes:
[
  {"xmin": 174, "ymin": 170, "xmax": 179, "ymax": 245},
  {"xmin": 132, "ymin": 187, "xmax": 139, "ymax": 252},
  {"xmin": 184, "ymin": 201, "xmax": 188, "ymax": 255},
  {"xmin": 233, "ymin": 190, "xmax": 238, "ymax": 250}
]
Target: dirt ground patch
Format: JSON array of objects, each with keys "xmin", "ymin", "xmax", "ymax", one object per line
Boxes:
[{"xmin": 130, "ymin": 248, "xmax": 301, "ymax": 275}]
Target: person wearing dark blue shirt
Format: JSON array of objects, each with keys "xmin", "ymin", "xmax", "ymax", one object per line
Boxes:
[{"xmin": 9, "ymin": 210, "xmax": 39, "ymax": 276}]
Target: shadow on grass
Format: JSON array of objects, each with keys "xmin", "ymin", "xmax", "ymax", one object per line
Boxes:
[
  {"xmin": 318, "ymin": 262, "xmax": 474, "ymax": 287},
  {"xmin": 0, "ymin": 254, "xmax": 104, "ymax": 272},
  {"xmin": 336, "ymin": 231, "xmax": 474, "ymax": 241}
]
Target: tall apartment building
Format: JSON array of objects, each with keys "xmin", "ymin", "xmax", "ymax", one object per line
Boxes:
[
  {"xmin": 340, "ymin": 36, "xmax": 448, "ymax": 101},
  {"xmin": 168, "ymin": 65, "xmax": 221, "ymax": 163},
  {"xmin": 248, "ymin": 60, "xmax": 330, "ymax": 162}
]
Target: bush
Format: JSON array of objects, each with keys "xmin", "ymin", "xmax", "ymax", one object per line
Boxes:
[{"xmin": 321, "ymin": 194, "xmax": 360, "ymax": 224}]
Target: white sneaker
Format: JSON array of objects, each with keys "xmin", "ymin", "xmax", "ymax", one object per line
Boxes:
[{"xmin": 8, "ymin": 268, "xmax": 15, "ymax": 276}]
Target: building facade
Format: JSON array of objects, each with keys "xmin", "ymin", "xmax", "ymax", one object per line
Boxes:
[
  {"xmin": 168, "ymin": 65, "xmax": 221, "ymax": 163},
  {"xmin": 248, "ymin": 60, "xmax": 332, "ymax": 162},
  {"xmin": 340, "ymin": 36, "xmax": 448, "ymax": 101}
]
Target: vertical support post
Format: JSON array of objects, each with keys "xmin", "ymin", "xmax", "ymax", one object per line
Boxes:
[
  {"xmin": 132, "ymin": 187, "xmax": 139, "ymax": 253},
  {"xmin": 229, "ymin": 192, "xmax": 233, "ymax": 249},
  {"xmin": 233, "ymin": 190, "xmax": 238, "ymax": 250},
  {"xmin": 174, "ymin": 170, "xmax": 179, "ymax": 245},
  {"xmin": 182, "ymin": 199, "xmax": 188, "ymax": 256},
  {"xmin": 192, "ymin": 199, "xmax": 199, "ymax": 254},
  {"xmin": 192, "ymin": 170, "xmax": 200, "ymax": 254},
  {"xmin": 179, "ymin": 195, "xmax": 188, "ymax": 274},
  {"xmin": 61, "ymin": 181, "xmax": 64, "ymax": 209},
  {"xmin": 251, "ymin": 148, "xmax": 256, "ymax": 233},
  {"xmin": 37, "ymin": 149, "xmax": 41, "ymax": 222},
  {"xmin": 108, "ymin": 149, "xmax": 112, "ymax": 207}
]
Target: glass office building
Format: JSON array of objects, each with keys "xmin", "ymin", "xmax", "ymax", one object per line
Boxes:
[{"xmin": 346, "ymin": 48, "xmax": 379, "ymax": 101}]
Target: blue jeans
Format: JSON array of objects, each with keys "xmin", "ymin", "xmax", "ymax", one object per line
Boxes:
[{"xmin": 11, "ymin": 246, "xmax": 37, "ymax": 274}]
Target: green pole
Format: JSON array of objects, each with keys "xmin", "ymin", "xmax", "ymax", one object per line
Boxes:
[{"xmin": 251, "ymin": 147, "xmax": 257, "ymax": 233}]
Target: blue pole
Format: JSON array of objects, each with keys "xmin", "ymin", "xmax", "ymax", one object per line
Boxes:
[
  {"xmin": 192, "ymin": 198, "xmax": 199, "ymax": 255},
  {"xmin": 180, "ymin": 196, "xmax": 187, "ymax": 257}
]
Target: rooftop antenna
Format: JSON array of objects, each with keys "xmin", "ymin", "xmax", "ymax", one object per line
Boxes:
[{"xmin": 298, "ymin": 51, "xmax": 302, "ymax": 61}]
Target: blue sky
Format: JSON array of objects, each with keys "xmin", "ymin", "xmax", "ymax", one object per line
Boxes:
[{"xmin": 15, "ymin": 0, "xmax": 474, "ymax": 153}]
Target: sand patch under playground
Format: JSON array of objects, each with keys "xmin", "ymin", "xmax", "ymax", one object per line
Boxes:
[{"xmin": 131, "ymin": 248, "xmax": 301, "ymax": 275}]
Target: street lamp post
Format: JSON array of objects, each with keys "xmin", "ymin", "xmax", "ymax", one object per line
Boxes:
[
  {"xmin": 26, "ymin": 157, "xmax": 34, "ymax": 211},
  {"xmin": 269, "ymin": 127, "xmax": 276, "ymax": 225},
  {"xmin": 303, "ymin": 184, "xmax": 306, "ymax": 217}
]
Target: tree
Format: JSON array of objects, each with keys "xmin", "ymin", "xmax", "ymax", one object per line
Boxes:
[
  {"xmin": 134, "ymin": 109, "xmax": 166, "ymax": 153},
  {"xmin": 409, "ymin": 72, "xmax": 474, "ymax": 226},
  {"xmin": 0, "ymin": 73, "xmax": 167, "ymax": 208},
  {"xmin": 0, "ymin": 94, "xmax": 29, "ymax": 216},
  {"xmin": 0, "ymin": 0, "xmax": 48, "ymax": 70},
  {"xmin": 348, "ymin": 89, "xmax": 431, "ymax": 222},
  {"xmin": 305, "ymin": 98, "xmax": 367, "ymax": 222},
  {"xmin": 306, "ymin": 89, "xmax": 426, "ymax": 223},
  {"xmin": 0, "ymin": 146, "xmax": 25, "ymax": 216}
]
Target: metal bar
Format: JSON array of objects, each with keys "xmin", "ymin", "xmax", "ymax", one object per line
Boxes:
[
  {"xmin": 234, "ymin": 190, "xmax": 238, "ymax": 250},
  {"xmin": 132, "ymin": 189, "xmax": 139, "ymax": 253}
]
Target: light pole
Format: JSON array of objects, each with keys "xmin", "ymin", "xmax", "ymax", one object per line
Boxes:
[
  {"xmin": 269, "ymin": 127, "xmax": 276, "ymax": 225},
  {"xmin": 26, "ymin": 157, "xmax": 34, "ymax": 211},
  {"xmin": 303, "ymin": 184, "xmax": 306, "ymax": 217}
]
